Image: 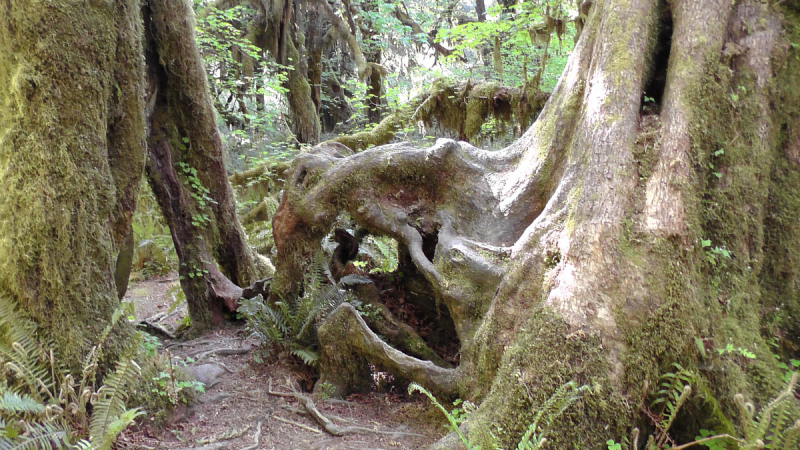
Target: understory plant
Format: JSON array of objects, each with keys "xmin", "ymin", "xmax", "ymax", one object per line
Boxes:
[
  {"xmin": 0, "ymin": 297, "xmax": 143, "ymax": 449},
  {"xmin": 609, "ymin": 365, "xmax": 800, "ymax": 450},
  {"xmin": 409, "ymin": 380, "xmax": 588, "ymax": 450},
  {"xmin": 238, "ymin": 251, "xmax": 371, "ymax": 366}
]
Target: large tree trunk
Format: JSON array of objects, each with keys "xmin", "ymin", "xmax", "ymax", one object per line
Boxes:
[
  {"xmin": 143, "ymin": 0, "xmax": 261, "ymax": 331},
  {"xmin": 0, "ymin": 0, "xmax": 146, "ymax": 368},
  {"xmin": 270, "ymin": 0, "xmax": 800, "ymax": 447}
]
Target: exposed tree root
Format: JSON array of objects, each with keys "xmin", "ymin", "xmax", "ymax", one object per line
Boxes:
[
  {"xmin": 317, "ymin": 303, "xmax": 460, "ymax": 398},
  {"xmin": 361, "ymin": 299, "xmax": 451, "ymax": 368},
  {"xmin": 268, "ymin": 378, "xmax": 428, "ymax": 438},
  {"xmin": 240, "ymin": 421, "xmax": 263, "ymax": 450},
  {"xmin": 272, "ymin": 414, "xmax": 323, "ymax": 433}
]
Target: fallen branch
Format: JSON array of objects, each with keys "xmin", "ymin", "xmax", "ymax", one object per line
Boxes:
[
  {"xmin": 192, "ymin": 345, "xmax": 252, "ymax": 361},
  {"xmin": 267, "ymin": 378, "xmax": 427, "ymax": 438},
  {"xmin": 240, "ymin": 421, "xmax": 263, "ymax": 450},
  {"xmin": 165, "ymin": 337, "xmax": 239, "ymax": 349},
  {"xmin": 136, "ymin": 320, "xmax": 176, "ymax": 339},
  {"xmin": 272, "ymin": 414, "xmax": 323, "ymax": 433}
]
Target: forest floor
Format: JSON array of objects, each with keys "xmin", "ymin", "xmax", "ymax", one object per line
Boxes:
[{"xmin": 119, "ymin": 275, "xmax": 444, "ymax": 450}]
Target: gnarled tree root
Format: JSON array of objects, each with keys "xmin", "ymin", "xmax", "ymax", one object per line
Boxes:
[
  {"xmin": 316, "ymin": 303, "xmax": 461, "ymax": 399},
  {"xmin": 268, "ymin": 378, "xmax": 428, "ymax": 438},
  {"xmin": 362, "ymin": 300, "xmax": 452, "ymax": 369}
]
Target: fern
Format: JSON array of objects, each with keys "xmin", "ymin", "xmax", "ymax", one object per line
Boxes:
[
  {"xmin": 360, "ymin": 236, "xmax": 399, "ymax": 273},
  {"xmin": 88, "ymin": 359, "xmax": 143, "ymax": 450},
  {"xmin": 410, "ymin": 381, "xmax": 587, "ymax": 450},
  {"xmin": 648, "ymin": 363, "xmax": 695, "ymax": 447},
  {"xmin": 0, "ymin": 300, "xmax": 54, "ymax": 403},
  {"xmin": 634, "ymin": 368, "xmax": 800, "ymax": 449},
  {"xmin": 0, "ymin": 295, "xmax": 143, "ymax": 450},
  {"xmin": 238, "ymin": 251, "xmax": 373, "ymax": 368},
  {"xmin": 737, "ymin": 371, "xmax": 800, "ymax": 449},
  {"xmin": 0, "ymin": 422, "xmax": 70, "ymax": 450},
  {"xmin": 409, "ymin": 382, "xmax": 475, "ymax": 449},
  {"xmin": 0, "ymin": 393, "xmax": 45, "ymax": 418},
  {"xmin": 516, "ymin": 381, "xmax": 589, "ymax": 450}
]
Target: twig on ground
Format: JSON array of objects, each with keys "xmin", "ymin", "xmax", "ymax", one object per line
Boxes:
[
  {"xmin": 190, "ymin": 345, "xmax": 252, "ymax": 360},
  {"xmin": 172, "ymin": 442, "xmax": 229, "ymax": 450},
  {"xmin": 272, "ymin": 414, "xmax": 324, "ymax": 433},
  {"xmin": 240, "ymin": 421, "xmax": 263, "ymax": 450},
  {"xmin": 267, "ymin": 377, "xmax": 426, "ymax": 438},
  {"xmin": 165, "ymin": 337, "xmax": 239, "ymax": 349},
  {"xmin": 281, "ymin": 404, "xmax": 355, "ymax": 423}
]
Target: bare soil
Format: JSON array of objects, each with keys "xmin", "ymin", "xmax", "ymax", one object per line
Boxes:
[{"xmin": 120, "ymin": 276, "xmax": 444, "ymax": 450}]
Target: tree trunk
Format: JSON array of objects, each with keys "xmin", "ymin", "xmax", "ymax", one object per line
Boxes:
[
  {"xmin": 143, "ymin": 0, "xmax": 261, "ymax": 331},
  {"xmin": 0, "ymin": 0, "xmax": 146, "ymax": 368},
  {"xmin": 270, "ymin": 0, "xmax": 800, "ymax": 447},
  {"xmin": 247, "ymin": 0, "xmax": 321, "ymax": 144}
]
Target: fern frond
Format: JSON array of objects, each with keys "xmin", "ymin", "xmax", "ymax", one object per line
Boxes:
[
  {"xmin": 517, "ymin": 381, "xmax": 588, "ymax": 450},
  {"xmin": 289, "ymin": 348, "xmax": 319, "ymax": 367},
  {"xmin": 0, "ymin": 392, "xmax": 45, "ymax": 418},
  {"xmin": 361, "ymin": 236, "xmax": 398, "ymax": 273},
  {"xmin": 88, "ymin": 358, "xmax": 140, "ymax": 447},
  {"xmin": 408, "ymin": 383, "xmax": 472, "ymax": 449},
  {"xmin": 753, "ymin": 372, "xmax": 799, "ymax": 447},
  {"xmin": 0, "ymin": 422, "xmax": 70, "ymax": 450},
  {"xmin": 0, "ymin": 298, "xmax": 54, "ymax": 402}
]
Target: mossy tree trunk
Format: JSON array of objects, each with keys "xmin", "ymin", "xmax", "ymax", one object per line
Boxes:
[
  {"xmin": 244, "ymin": 0, "xmax": 321, "ymax": 144},
  {"xmin": 143, "ymin": 0, "xmax": 262, "ymax": 331},
  {"xmin": 0, "ymin": 0, "xmax": 146, "ymax": 368},
  {"xmin": 270, "ymin": 0, "xmax": 800, "ymax": 447}
]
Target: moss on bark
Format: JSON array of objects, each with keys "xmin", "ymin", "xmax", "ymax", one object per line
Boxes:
[
  {"xmin": 144, "ymin": 0, "xmax": 261, "ymax": 331},
  {"xmin": 0, "ymin": 0, "xmax": 146, "ymax": 369},
  {"xmin": 330, "ymin": 78, "xmax": 551, "ymax": 152}
]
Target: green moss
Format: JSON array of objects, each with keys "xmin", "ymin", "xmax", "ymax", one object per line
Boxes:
[
  {"xmin": 760, "ymin": 4, "xmax": 800, "ymax": 350},
  {"xmin": 467, "ymin": 308, "xmax": 630, "ymax": 448},
  {"xmin": 0, "ymin": 0, "xmax": 145, "ymax": 370}
]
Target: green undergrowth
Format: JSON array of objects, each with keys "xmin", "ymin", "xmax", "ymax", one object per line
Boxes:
[
  {"xmin": 131, "ymin": 179, "xmax": 177, "ymax": 280},
  {"xmin": 238, "ymin": 251, "xmax": 371, "ymax": 367},
  {"xmin": 411, "ymin": 380, "xmax": 588, "ymax": 450},
  {"xmin": 0, "ymin": 297, "xmax": 142, "ymax": 449}
]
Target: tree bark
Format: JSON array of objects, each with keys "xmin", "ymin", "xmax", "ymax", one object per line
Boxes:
[
  {"xmin": 270, "ymin": 0, "xmax": 800, "ymax": 447},
  {"xmin": 143, "ymin": 0, "xmax": 261, "ymax": 331},
  {"xmin": 0, "ymin": 0, "xmax": 146, "ymax": 368}
]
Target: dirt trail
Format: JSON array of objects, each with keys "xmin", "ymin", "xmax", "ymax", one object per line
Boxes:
[{"xmin": 121, "ymin": 276, "xmax": 442, "ymax": 449}]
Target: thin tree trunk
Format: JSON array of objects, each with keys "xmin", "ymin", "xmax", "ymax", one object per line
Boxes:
[{"xmin": 143, "ymin": 0, "xmax": 261, "ymax": 330}]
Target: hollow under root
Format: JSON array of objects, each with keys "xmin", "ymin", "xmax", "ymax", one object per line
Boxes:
[{"xmin": 316, "ymin": 303, "xmax": 461, "ymax": 399}]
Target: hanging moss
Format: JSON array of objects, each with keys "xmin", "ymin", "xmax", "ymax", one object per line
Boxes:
[{"xmin": 331, "ymin": 78, "xmax": 551, "ymax": 151}]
